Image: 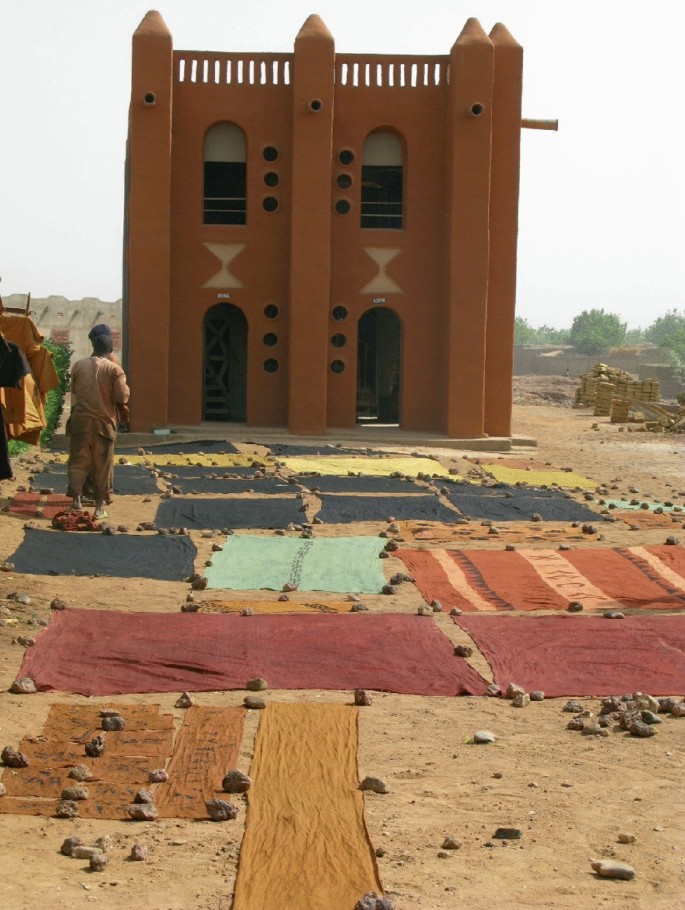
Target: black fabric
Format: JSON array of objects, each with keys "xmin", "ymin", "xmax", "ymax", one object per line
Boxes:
[
  {"xmin": 155, "ymin": 464, "xmax": 260, "ymax": 478},
  {"xmin": 301, "ymin": 474, "xmax": 424, "ymax": 494},
  {"xmin": 154, "ymin": 497, "xmax": 305, "ymax": 530},
  {"xmin": 9, "ymin": 528, "xmax": 197, "ymax": 580},
  {"xmin": 444, "ymin": 485, "xmax": 602, "ymax": 522},
  {"xmin": 31, "ymin": 463, "xmax": 160, "ymax": 495},
  {"xmin": 117, "ymin": 439, "xmax": 240, "ymax": 455},
  {"xmin": 267, "ymin": 443, "xmax": 402, "ymax": 457},
  {"xmin": 162, "ymin": 476, "xmax": 298, "ymax": 494},
  {"xmin": 0, "ymin": 405, "xmax": 11, "ymax": 480},
  {"xmin": 0, "ymin": 339, "xmax": 31, "ymax": 389},
  {"xmin": 313, "ymin": 494, "xmax": 459, "ymax": 524}
]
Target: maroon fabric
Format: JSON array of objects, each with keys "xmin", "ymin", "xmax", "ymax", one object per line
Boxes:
[
  {"xmin": 454, "ymin": 613, "xmax": 685, "ymax": 697},
  {"xmin": 19, "ymin": 609, "xmax": 488, "ymax": 697}
]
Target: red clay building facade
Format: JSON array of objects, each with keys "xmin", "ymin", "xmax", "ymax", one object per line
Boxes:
[{"xmin": 124, "ymin": 11, "xmax": 526, "ymax": 437}]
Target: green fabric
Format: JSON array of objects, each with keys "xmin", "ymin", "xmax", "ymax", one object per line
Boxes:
[
  {"xmin": 605, "ymin": 499, "xmax": 681, "ymax": 513},
  {"xmin": 482, "ymin": 464, "xmax": 596, "ymax": 489},
  {"xmin": 204, "ymin": 535, "xmax": 387, "ymax": 593}
]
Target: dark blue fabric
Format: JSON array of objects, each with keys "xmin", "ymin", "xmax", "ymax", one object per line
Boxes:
[
  {"xmin": 10, "ymin": 529, "xmax": 197, "ymax": 580},
  {"xmin": 155, "ymin": 496, "xmax": 305, "ymax": 530},
  {"xmin": 314, "ymin": 494, "xmax": 459, "ymax": 524}
]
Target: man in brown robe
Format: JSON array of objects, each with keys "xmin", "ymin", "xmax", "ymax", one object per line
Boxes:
[{"xmin": 67, "ymin": 334, "xmax": 130, "ymax": 519}]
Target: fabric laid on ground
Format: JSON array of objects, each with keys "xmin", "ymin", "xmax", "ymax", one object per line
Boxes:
[
  {"xmin": 8, "ymin": 528, "xmax": 197, "ymax": 580},
  {"xmin": 29, "ymin": 462, "xmax": 161, "ymax": 495},
  {"xmin": 118, "ymin": 439, "xmax": 240, "ymax": 455},
  {"xmin": 233, "ymin": 703, "xmax": 382, "ymax": 910},
  {"xmin": 153, "ymin": 463, "xmax": 261, "ymax": 478},
  {"xmin": 314, "ymin": 493, "xmax": 459, "ymax": 524},
  {"xmin": 605, "ymin": 498, "xmax": 682, "ymax": 513},
  {"xmin": 267, "ymin": 443, "xmax": 384, "ymax": 457},
  {"xmin": 0, "ymin": 703, "xmax": 174, "ymax": 819},
  {"xmin": 282, "ymin": 455, "xmax": 461, "ymax": 479},
  {"xmin": 18, "ymin": 609, "xmax": 489, "ymax": 696},
  {"xmin": 7, "ymin": 492, "xmax": 73, "ymax": 519},
  {"xmin": 398, "ymin": 520, "xmax": 588, "ymax": 544},
  {"xmin": 199, "ymin": 599, "xmax": 352, "ymax": 614},
  {"xmin": 204, "ymin": 534, "xmax": 387, "ymax": 592},
  {"xmin": 301, "ymin": 474, "xmax": 424, "ymax": 494},
  {"xmin": 397, "ymin": 545, "xmax": 685, "ymax": 613},
  {"xmin": 614, "ymin": 510, "xmax": 684, "ymax": 529},
  {"xmin": 453, "ymin": 613, "xmax": 685, "ymax": 696},
  {"xmin": 155, "ymin": 706, "xmax": 244, "ymax": 819},
  {"xmin": 479, "ymin": 464, "xmax": 596, "ymax": 489},
  {"xmin": 160, "ymin": 476, "xmax": 296, "ymax": 495},
  {"xmin": 443, "ymin": 485, "xmax": 601, "ymax": 522},
  {"xmin": 155, "ymin": 497, "xmax": 304, "ymax": 530},
  {"xmin": 54, "ymin": 452, "xmax": 262, "ymax": 468}
]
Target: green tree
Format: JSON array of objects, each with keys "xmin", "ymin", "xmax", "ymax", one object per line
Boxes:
[
  {"xmin": 514, "ymin": 317, "xmax": 538, "ymax": 344},
  {"xmin": 644, "ymin": 309, "xmax": 685, "ymax": 346},
  {"xmin": 569, "ymin": 309, "xmax": 626, "ymax": 356}
]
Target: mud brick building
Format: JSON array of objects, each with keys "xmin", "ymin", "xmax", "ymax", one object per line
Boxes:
[{"xmin": 125, "ymin": 11, "xmax": 548, "ymax": 436}]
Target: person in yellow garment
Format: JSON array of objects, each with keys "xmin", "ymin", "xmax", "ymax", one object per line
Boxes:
[{"xmin": 67, "ymin": 333, "xmax": 130, "ymax": 519}]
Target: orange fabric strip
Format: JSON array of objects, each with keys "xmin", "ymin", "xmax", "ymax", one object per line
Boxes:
[{"xmin": 233, "ymin": 703, "xmax": 382, "ymax": 910}]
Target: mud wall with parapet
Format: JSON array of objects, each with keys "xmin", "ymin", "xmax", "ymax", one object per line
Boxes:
[
  {"xmin": 2, "ymin": 294, "xmax": 122, "ymax": 364},
  {"xmin": 514, "ymin": 345, "xmax": 684, "ymax": 398}
]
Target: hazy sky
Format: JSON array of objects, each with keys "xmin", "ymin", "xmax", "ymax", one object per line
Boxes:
[{"xmin": 1, "ymin": 1, "xmax": 683, "ymax": 329}]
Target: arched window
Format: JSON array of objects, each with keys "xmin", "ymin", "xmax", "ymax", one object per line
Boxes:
[
  {"xmin": 361, "ymin": 132, "xmax": 404, "ymax": 229},
  {"xmin": 203, "ymin": 123, "xmax": 246, "ymax": 225}
]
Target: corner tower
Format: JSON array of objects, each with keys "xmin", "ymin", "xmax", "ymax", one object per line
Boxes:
[
  {"xmin": 124, "ymin": 10, "xmax": 173, "ymax": 431},
  {"xmin": 287, "ymin": 15, "xmax": 335, "ymax": 435}
]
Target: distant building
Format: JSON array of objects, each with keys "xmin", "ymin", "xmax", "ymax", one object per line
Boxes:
[
  {"xmin": 2, "ymin": 294, "xmax": 122, "ymax": 364},
  {"xmin": 125, "ymin": 11, "xmax": 546, "ymax": 436}
]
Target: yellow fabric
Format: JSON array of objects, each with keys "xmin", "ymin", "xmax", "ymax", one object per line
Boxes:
[
  {"xmin": 0, "ymin": 313, "xmax": 55, "ymax": 442},
  {"xmin": 482, "ymin": 464, "xmax": 596, "ymax": 489},
  {"xmin": 4, "ymin": 373, "xmax": 45, "ymax": 442},
  {"xmin": 282, "ymin": 455, "xmax": 463, "ymax": 479},
  {"xmin": 233, "ymin": 703, "xmax": 382, "ymax": 910}
]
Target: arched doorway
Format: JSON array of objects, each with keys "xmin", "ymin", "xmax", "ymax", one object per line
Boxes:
[
  {"xmin": 356, "ymin": 307, "xmax": 401, "ymax": 424},
  {"xmin": 203, "ymin": 304, "xmax": 247, "ymax": 421}
]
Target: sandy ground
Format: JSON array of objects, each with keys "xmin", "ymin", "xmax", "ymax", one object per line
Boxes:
[{"xmin": 0, "ymin": 395, "xmax": 684, "ymax": 910}]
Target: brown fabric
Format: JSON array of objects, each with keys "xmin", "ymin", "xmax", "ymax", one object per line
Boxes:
[
  {"xmin": 398, "ymin": 520, "xmax": 587, "ymax": 544},
  {"xmin": 67, "ymin": 427, "xmax": 114, "ymax": 499},
  {"xmin": 155, "ymin": 706, "xmax": 245, "ymax": 819},
  {"xmin": 614, "ymin": 510, "xmax": 683, "ymax": 529},
  {"xmin": 199, "ymin": 599, "xmax": 352, "ymax": 614},
  {"xmin": 67, "ymin": 355, "xmax": 129, "ymax": 498},
  {"xmin": 0, "ymin": 703, "xmax": 176, "ymax": 820},
  {"xmin": 69, "ymin": 355, "xmax": 129, "ymax": 431},
  {"xmin": 233, "ymin": 703, "xmax": 382, "ymax": 909}
]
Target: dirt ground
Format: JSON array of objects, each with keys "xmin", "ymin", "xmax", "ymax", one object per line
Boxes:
[{"xmin": 0, "ymin": 387, "xmax": 684, "ymax": 910}]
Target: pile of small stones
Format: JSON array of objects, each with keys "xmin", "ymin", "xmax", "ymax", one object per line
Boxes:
[
  {"xmin": 355, "ymin": 893, "xmax": 394, "ymax": 910},
  {"xmin": 564, "ymin": 691, "xmax": 684, "ymax": 738},
  {"xmin": 60, "ymin": 834, "xmax": 113, "ymax": 871},
  {"xmin": 500, "ymin": 682, "xmax": 545, "ymax": 707}
]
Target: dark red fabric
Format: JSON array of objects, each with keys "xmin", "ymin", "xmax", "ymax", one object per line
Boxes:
[
  {"xmin": 19, "ymin": 609, "xmax": 488, "ymax": 697},
  {"xmin": 50, "ymin": 509, "xmax": 101, "ymax": 531},
  {"xmin": 454, "ymin": 613, "xmax": 685, "ymax": 696}
]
